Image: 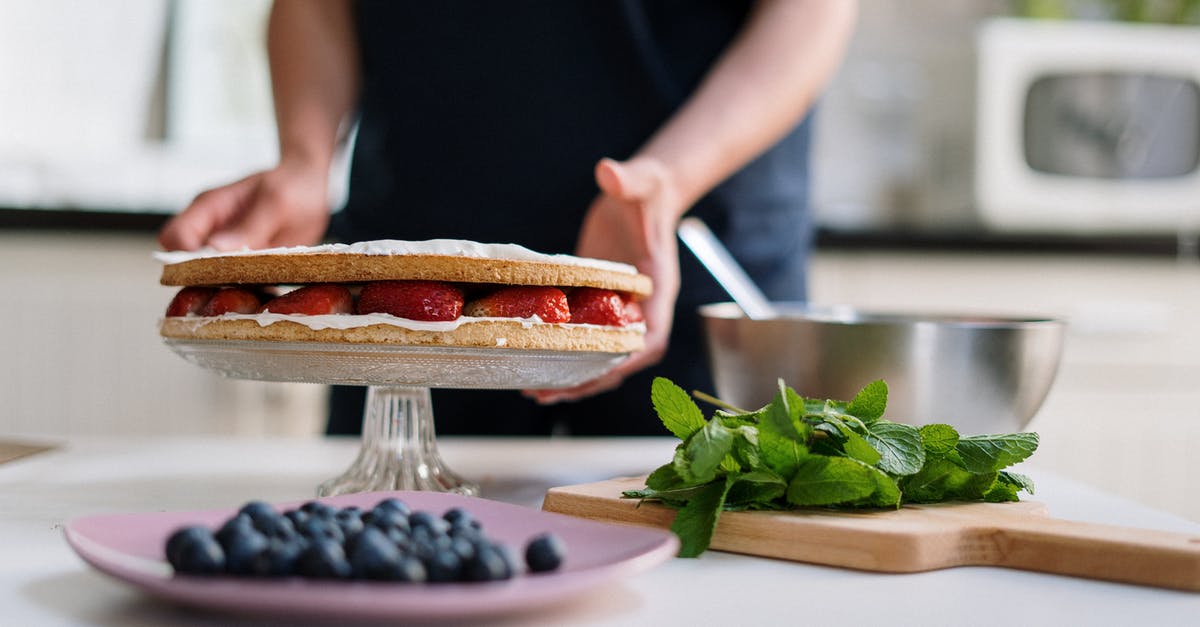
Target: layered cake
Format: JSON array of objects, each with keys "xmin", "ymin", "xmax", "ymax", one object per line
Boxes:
[{"xmin": 157, "ymin": 240, "xmax": 651, "ymax": 353}]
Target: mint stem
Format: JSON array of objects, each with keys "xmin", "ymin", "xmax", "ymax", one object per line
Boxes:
[{"xmin": 691, "ymin": 390, "xmax": 749, "ymax": 414}]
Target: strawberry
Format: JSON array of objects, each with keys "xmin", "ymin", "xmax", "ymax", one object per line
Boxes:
[
  {"xmin": 199, "ymin": 287, "xmax": 262, "ymax": 316},
  {"xmin": 165, "ymin": 287, "xmax": 216, "ymax": 317},
  {"xmin": 567, "ymin": 287, "xmax": 641, "ymax": 326},
  {"xmin": 464, "ymin": 286, "xmax": 570, "ymax": 323},
  {"xmin": 259, "ymin": 284, "xmax": 353, "ymax": 315},
  {"xmin": 357, "ymin": 280, "xmax": 463, "ymax": 321},
  {"xmin": 622, "ymin": 294, "xmax": 645, "ymax": 324}
]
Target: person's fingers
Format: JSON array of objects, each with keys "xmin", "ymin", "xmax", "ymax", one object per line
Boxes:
[
  {"xmin": 525, "ymin": 343, "xmax": 665, "ymax": 404},
  {"xmin": 207, "ymin": 198, "xmax": 284, "ymax": 251},
  {"xmin": 594, "ymin": 158, "xmax": 659, "ymax": 202},
  {"xmin": 525, "ymin": 325, "xmax": 669, "ymax": 404},
  {"xmin": 158, "ymin": 176, "xmax": 261, "ymax": 251}
]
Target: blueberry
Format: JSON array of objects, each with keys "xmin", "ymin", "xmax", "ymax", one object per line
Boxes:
[
  {"xmin": 494, "ymin": 543, "xmax": 521, "ymax": 578},
  {"xmin": 442, "ymin": 507, "xmax": 473, "ymax": 527},
  {"xmin": 365, "ymin": 506, "xmax": 409, "ymax": 533},
  {"xmin": 349, "ymin": 527, "xmax": 402, "ymax": 580},
  {"xmin": 384, "ymin": 526, "xmax": 413, "ymax": 552},
  {"xmin": 299, "ymin": 500, "xmax": 337, "ymax": 519},
  {"xmin": 165, "ymin": 526, "xmax": 225, "ymax": 575},
  {"xmin": 298, "ymin": 517, "xmax": 345, "ymax": 545},
  {"xmin": 389, "ymin": 555, "xmax": 427, "ymax": 583},
  {"xmin": 238, "ymin": 500, "xmax": 276, "ymax": 525},
  {"xmin": 298, "ymin": 537, "xmax": 351, "ymax": 579},
  {"xmin": 408, "ymin": 511, "xmax": 450, "ymax": 535},
  {"xmin": 449, "ymin": 536, "xmax": 477, "ymax": 562},
  {"xmin": 256, "ymin": 512, "xmax": 298, "ymax": 540},
  {"xmin": 449, "ymin": 523, "xmax": 484, "ymax": 543},
  {"xmin": 283, "ymin": 508, "xmax": 309, "ymax": 528},
  {"xmin": 166, "ymin": 526, "xmax": 210, "ymax": 566},
  {"xmin": 423, "ymin": 549, "xmax": 462, "ymax": 582},
  {"xmin": 220, "ymin": 526, "xmax": 270, "ymax": 575},
  {"xmin": 334, "ymin": 508, "xmax": 365, "ymax": 537},
  {"xmin": 465, "ymin": 545, "xmax": 512, "ymax": 581},
  {"xmin": 215, "ymin": 513, "xmax": 254, "ymax": 548},
  {"xmin": 253, "ymin": 537, "xmax": 307, "ymax": 577},
  {"xmin": 375, "ymin": 497, "xmax": 411, "ymax": 517},
  {"xmin": 524, "ymin": 533, "xmax": 566, "ymax": 573}
]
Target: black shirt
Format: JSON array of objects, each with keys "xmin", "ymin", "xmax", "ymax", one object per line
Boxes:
[{"xmin": 328, "ymin": 0, "xmax": 814, "ymax": 436}]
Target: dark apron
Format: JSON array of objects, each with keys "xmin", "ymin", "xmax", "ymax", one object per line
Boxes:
[{"xmin": 328, "ymin": 0, "xmax": 813, "ymax": 436}]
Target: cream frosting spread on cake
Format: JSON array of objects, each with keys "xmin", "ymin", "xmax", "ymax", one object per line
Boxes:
[
  {"xmin": 154, "ymin": 239, "xmax": 638, "ymax": 275},
  {"xmin": 163, "ymin": 312, "xmax": 647, "ymax": 333}
]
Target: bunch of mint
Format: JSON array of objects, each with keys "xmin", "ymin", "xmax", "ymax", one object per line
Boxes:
[{"xmin": 623, "ymin": 377, "xmax": 1039, "ymax": 557}]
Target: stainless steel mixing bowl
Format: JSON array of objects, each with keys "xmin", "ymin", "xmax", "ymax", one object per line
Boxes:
[{"xmin": 699, "ymin": 302, "xmax": 1066, "ymax": 434}]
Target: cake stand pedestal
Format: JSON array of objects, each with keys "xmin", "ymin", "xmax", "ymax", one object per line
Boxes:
[
  {"xmin": 163, "ymin": 339, "xmax": 627, "ymax": 497},
  {"xmin": 317, "ymin": 385, "xmax": 474, "ymax": 496}
]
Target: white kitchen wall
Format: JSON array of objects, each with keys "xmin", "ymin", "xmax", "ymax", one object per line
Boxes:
[{"xmin": 0, "ymin": 232, "xmax": 325, "ymax": 438}]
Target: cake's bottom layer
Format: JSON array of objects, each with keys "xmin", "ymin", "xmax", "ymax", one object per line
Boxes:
[{"xmin": 159, "ymin": 317, "xmax": 645, "ymax": 353}]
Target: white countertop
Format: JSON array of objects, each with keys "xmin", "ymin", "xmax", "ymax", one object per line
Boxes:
[{"xmin": 1, "ymin": 435, "xmax": 1197, "ymax": 626}]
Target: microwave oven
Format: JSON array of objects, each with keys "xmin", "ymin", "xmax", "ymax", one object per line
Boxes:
[{"xmin": 975, "ymin": 18, "xmax": 1200, "ymax": 234}]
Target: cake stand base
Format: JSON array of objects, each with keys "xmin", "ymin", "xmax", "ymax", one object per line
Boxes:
[{"xmin": 316, "ymin": 385, "xmax": 479, "ymax": 497}]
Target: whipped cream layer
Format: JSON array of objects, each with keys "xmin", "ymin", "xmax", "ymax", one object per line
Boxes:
[
  {"xmin": 165, "ymin": 312, "xmax": 647, "ymax": 334},
  {"xmin": 154, "ymin": 239, "xmax": 638, "ymax": 275}
]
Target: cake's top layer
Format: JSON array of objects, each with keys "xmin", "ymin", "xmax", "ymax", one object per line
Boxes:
[{"xmin": 157, "ymin": 239, "xmax": 653, "ymax": 296}]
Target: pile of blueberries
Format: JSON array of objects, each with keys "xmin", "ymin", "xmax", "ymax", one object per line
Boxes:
[{"xmin": 165, "ymin": 498, "xmax": 566, "ymax": 583}]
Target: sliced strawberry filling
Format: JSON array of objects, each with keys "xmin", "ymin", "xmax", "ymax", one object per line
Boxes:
[
  {"xmin": 165, "ymin": 281, "xmax": 642, "ymax": 328},
  {"xmin": 462, "ymin": 286, "xmax": 570, "ymax": 323},
  {"xmin": 357, "ymin": 280, "xmax": 463, "ymax": 322}
]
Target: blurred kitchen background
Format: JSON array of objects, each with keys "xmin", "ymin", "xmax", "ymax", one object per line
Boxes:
[{"xmin": 2, "ymin": 1, "xmax": 1200, "ymax": 519}]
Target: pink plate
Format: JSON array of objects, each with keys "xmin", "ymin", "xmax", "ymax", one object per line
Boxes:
[{"xmin": 64, "ymin": 491, "xmax": 679, "ymax": 622}]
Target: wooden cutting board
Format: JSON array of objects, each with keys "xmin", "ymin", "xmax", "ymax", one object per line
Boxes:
[{"xmin": 542, "ymin": 476, "xmax": 1200, "ymax": 592}]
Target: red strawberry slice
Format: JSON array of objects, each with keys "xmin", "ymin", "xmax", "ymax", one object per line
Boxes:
[
  {"xmin": 621, "ymin": 294, "xmax": 645, "ymax": 325},
  {"xmin": 464, "ymin": 286, "xmax": 570, "ymax": 323},
  {"xmin": 567, "ymin": 287, "xmax": 627, "ymax": 326},
  {"xmin": 259, "ymin": 284, "xmax": 353, "ymax": 315},
  {"xmin": 165, "ymin": 287, "xmax": 216, "ymax": 317},
  {"xmin": 199, "ymin": 287, "xmax": 262, "ymax": 316},
  {"xmin": 567, "ymin": 288, "xmax": 644, "ymax": 326},
  {"xmin": 357, "ymin": 280, "xmax": 463, "ymax": 321}
]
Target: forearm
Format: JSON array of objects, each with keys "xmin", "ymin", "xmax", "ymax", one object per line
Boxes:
[
  {"xmin": 267, "ymin": 0, "xmax": 360, "ymax": 172},
  {"xmin": 636, "ymin": 0, "xmax": 857, "ymax": 212}
]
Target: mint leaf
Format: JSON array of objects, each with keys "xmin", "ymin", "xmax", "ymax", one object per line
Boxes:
[
  {"xmin": 955, "ymin": 433, "xmax": 1039, "ymax": 474},
  {"xmin": 919, "ymin": 424, "xmax": 960, "ymax": 457},
  {"xmin": 842, "ymin": 431, "xmax": 882, "ymax": 465},
  {"xmin": 671, "ymin": 477, "xmax": 734, "ymax": 557},
  {"xmin": 785, "ymin": 456, "xmax": 877, "ymax": 506},
  {"xmin": 730, "ymin": 426, "xmax": 761, "ymax": 470},
  {"xmin": 645, "ymin": 463, "xmax": 684, "ymax": 490},
  {"xmin": 981, "ymin": 470, "xmax": 1037, "ymax": 503},
  {"xmin": 726, "ymin": 470, "xmax": 787, "ymax": 507},
  {"xmin": 652, "ymin": 377, "xmax": 707, "ymax": 440},
  {"xmin": 864, "ymin": 421, "xmax": 925, "ymax": 476},
  {"xmin": 899, "ymin": 458, "xmax": 997, "ymax": 503},
  {"xmin": 999, "ymin": 470, "xmax": 1035, "ymax": 495},
  {"xmin": 762, "ymin": 385, "xmax": 805, "ymax": 442},
  {"xmin": 673, "ymin": 418, "xmax": 735, "ymax": 484},
  {"xmin": 846, "ymin": 380, "xmax": 888, "ymax": 424},
  {"xmin": 863, "ymin": 463, "xmax": 902, "ymax": 507},
  {"xmin": 757, "ymin": 426, "xmax": 808, "ymax": 478}
]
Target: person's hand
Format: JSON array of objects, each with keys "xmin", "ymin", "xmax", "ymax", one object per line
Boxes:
[
  {"xmin": 158, "ymin": 160, "xmax": 330, "ymax": 251},
  {"xmin": 527, "ymin": 157, "xmax": 684, "ymax": 404}
]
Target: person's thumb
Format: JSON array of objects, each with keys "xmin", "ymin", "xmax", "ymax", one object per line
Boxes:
[
  {"xmin": 207, "ymin": 205, "xmax": 280, "ymax": 251},
  {"xmin": 595, "ymin": 157, "xmax": 660, "ymax": 202}
]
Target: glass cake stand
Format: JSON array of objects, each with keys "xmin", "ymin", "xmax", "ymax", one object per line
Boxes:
[{"xmin": 163, "ymin": 338, "xmax": 628, "ymax": 497}]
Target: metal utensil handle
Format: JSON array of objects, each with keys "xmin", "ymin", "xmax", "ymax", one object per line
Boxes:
[{"xmin": 677, "ymin": 217, "xmax": 775, "ymax": 320}]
